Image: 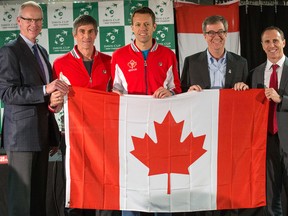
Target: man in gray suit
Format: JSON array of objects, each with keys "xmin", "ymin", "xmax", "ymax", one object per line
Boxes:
[
  {"xmin": 181, "ymin": 15, "xmax": 249, "ymax": 92},
  {"xmin": 0, "ymin": 1, "xmax": 69, "ymax": 216},
  {"xmin": 180, "ymin": 15, "xmax": 249, "ymax": 216},
  {"xmin": 251, "ymin": 26, "xmax": 288, "ymax": 216}
]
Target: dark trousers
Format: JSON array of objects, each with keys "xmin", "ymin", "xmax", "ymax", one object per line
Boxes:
[
  {"xmin": 65, "ymin": 209, "xmax": 119, "ymax": 216},
  {"xmin": 65, "ymin": 208, "xmax": 95, "ymax": 216},
  {"xmin": 183, "ymin": 210, "xmax": 237, "ymax": 216},
  {"xmin": 183, "ymin": 209, "xmax": 266, "ymax": 216},
  {"xmin": 122, "ymin": 212, "xmax": 171, "ymax": 216},
  {"xmin": 266, "ymin": 133, "xmax": 283, "ymax": 215},
  {"xmin": 6, "ymin": 149, "xmax": 49, "ymax": 216}
]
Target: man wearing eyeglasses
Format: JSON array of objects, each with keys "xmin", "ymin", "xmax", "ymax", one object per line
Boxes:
[
  {"xmin": 0, "ymin": 1, "xmax": 69, "ymax": 216},
  {"xmin": 181, "ymin": 15, "xmax": 249, "ymax": 92},
  {"xmin": 19, "ymin": 15, "xmax": 43, "ymax": 24},
  {"xmin": 180, "ymin": 15, "xmax": 249, "ymax": 216}
]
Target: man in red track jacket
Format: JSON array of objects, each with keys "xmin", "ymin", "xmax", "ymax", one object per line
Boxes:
[{"xmin": 111, "ymin": 7, "xmax": 181, "ymax": 98}]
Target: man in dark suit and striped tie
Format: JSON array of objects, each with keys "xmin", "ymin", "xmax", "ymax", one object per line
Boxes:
[{"xmin": 0, "ymin": 1, "xmax": 69, "ymax": 216}]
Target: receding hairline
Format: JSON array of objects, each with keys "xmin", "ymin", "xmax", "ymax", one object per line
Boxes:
[
  {"xmin": 261, "ymin": 26, "xmax": 285, "ymax": 41},
  {"xmin": 18, "ymin": 1, "xmax": 43, "ymax": 17}
]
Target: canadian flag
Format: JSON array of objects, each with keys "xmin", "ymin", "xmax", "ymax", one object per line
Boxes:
[
  {"xmin": 175, "ymin": 1, "xmax": 240, "ymax": 76},
  {"xmin": 64, "ymin": 87, "xmax": 267, "ymax": 212}
]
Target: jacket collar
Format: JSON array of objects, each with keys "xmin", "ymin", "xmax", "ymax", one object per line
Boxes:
[{"xmin": 130, "ymin": 38, "xmax": 158, "ymax": 52}]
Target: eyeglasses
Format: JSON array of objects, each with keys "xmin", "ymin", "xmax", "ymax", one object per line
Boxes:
[
  {"xmin": 20, "ymin": 16, "xmax": 43, "ymax": 24},
  {"xmin": 205, "ymin": 30, "xmax": 227, "ymax": 37}
]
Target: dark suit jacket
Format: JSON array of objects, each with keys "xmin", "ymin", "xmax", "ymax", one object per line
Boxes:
[
  {"xmin": 252, "ymin": 58, "xmax": 288, "ymax": 156},
  {"xmin": 0, "ymin": 36, "xmax": 59, "ymax": 151},
  {"xmin": 180, "ymin": 50, "xmax": 248, "ymax": 92}
]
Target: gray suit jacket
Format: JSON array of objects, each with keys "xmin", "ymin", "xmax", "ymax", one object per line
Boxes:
[
  {"xmin": 180, "ymin": 50, "xmax": 248, "ymax": 92},
  {"xmin": 252, "ymin": 57, "xmax": 288, "ymax": 154},
  {"xmin": 0, "ymin": 36, "xmax": 59, "ymax": 151}
]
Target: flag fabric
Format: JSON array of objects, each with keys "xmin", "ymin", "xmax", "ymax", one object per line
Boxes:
[
  {"xmin": 64, "ymin": 87, "xmax": 268, "ymax": 212},
  {"xmin": 174, "ymin": 1, "xmax": 240, "ymax": 76}
]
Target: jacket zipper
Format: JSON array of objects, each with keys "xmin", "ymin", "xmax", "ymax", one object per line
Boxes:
[{"xmin": 144, "ymin": 60, "xmax": 148, "ymax": 95}]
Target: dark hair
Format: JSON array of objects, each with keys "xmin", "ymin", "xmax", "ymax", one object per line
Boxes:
[
  {"xmin": 202, "ymin": 15, "xmax": 228, "ymax": 33},
  {"xmin": 261, "ymin": 26, "xmax": 285, "ymax": 41},
  {"xmin": 131, "ymin": 7, "xmax": 155, "ymax": 25},
  {"xmin": 73, "ymin": 15, "xmax": 98, "ymax": 35}
]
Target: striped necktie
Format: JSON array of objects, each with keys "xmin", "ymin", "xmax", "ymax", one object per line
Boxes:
[{"xmin": 32, "ymin": 44, "xmax": 46, "ymax": 83}]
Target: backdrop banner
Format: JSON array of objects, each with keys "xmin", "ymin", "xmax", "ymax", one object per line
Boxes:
[
  {"xmin": 0, "ymin": 0, "xmax": 175, "ymax": 63},
  {"xmin": 0, "ymin": 0, "xmax": 175, "ymax": 146}
]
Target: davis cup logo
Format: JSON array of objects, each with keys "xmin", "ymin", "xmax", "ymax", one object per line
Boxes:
[
  {"xmin": 53, "ymin": 6, "xmax": 67, "ymax": 20},
  {"xmin": 100, "ymin": 26, "xmax": 124, "ymax": 52},
  {"xmin": 130, "ymin": 3, "xmax": 144, "ymax": 17},
  {"xmin": 3, "ymin": 7, "xmax": 16, "ymax": 22},
  {"xmin": 105, "ymin": 28, "xmax": 119, "ymax": 44},
  {"xmin": 49, "ymin": 28, "xmax": 73, "ymax": 54},
  {"xmin": 155, "ymin": 2, "xmax": 168, "ymax": 16},
  {"xmin": 155, "ymin": 26, "xmax": 169, "ymax": 42},
  {"xmin": 79, "ymin": 4, "xmax": 93, "ymax": 16},
  {"xmin": 105, "ymin": 3, "xmax": 118, "ymax": 18},
  {"xmin": 54, "ymin": 30, "xmax": 68, "ymax": 45}
]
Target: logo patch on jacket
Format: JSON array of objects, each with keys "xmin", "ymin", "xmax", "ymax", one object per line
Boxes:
[{"xmin": 128, "ymin": 60, "xmax": 137, "ymax": 72}]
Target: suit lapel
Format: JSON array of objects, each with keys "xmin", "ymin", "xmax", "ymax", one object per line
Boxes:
[
  {"xmin": 279, "ymin": 58, "xmax": 288, "ymax": 92},
  {"xmin": 18, "ymin": 36, "xmax": 35, "ymax": 59},
  {"xmin": 225, "ymin": 52, "xmax": 234, "ymax": 87},
  {"xmin": 18, "ymin": 36, "xmax": 47, "ymax": 84},
  {"xmin": 200, "ymin": 51, "xmax": 211, "ymax": 88},
  {"xmin": 255, "ymin": 63, "xmax": 266, "ymax": 88}
]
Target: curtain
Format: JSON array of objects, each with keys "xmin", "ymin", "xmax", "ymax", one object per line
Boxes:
[{"xmin": 240, "ymin": 4, "xmax": 288, "ymax": 71}]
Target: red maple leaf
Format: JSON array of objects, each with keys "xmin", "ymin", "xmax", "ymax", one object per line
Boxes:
[{"xmin": 130, "ymin": 111, "xmax": 207, "ymax": 194}]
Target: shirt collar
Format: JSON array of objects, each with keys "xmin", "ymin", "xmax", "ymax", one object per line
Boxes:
[
  {"xmin": 72, "ymin": 45, "xmax": 97, "ymax": 59},
  {"xmin": 267, "ymin": 55, "xmax": 285, "ymax": 69},
  {"xmin": 20, "ymin": 33, "xmax": 35, "ymax": 50},
  {"xmin": 207, "ymin": 49, "xmax": 227, "ymax": 64}
]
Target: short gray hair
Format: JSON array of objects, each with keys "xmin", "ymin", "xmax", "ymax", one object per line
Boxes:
[{"xmin": 18, "ymin": 1, "xmax": 43, "ymax": 17}]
